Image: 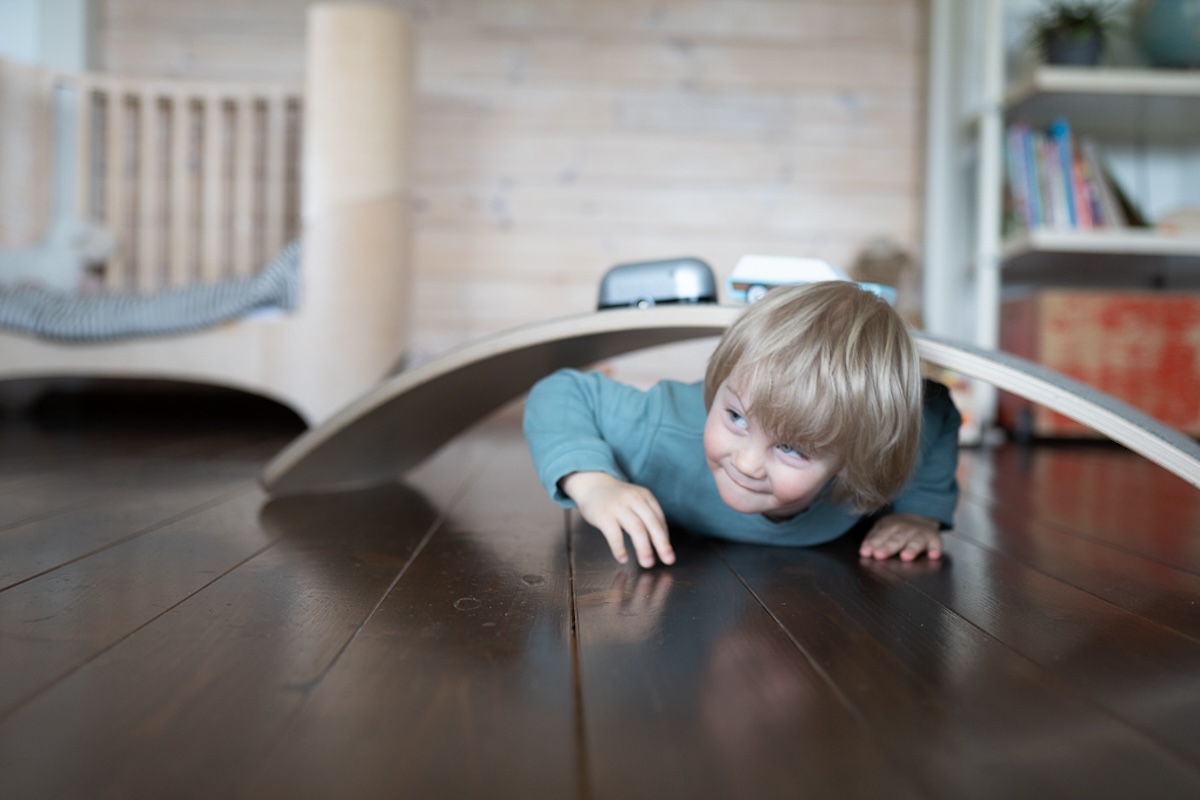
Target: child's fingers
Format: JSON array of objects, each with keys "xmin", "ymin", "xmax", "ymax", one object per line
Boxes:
[
  {"xmin": 860, "ymin": 518, "xmax": 942, "ymax": 562},
  {"xmin": 896, "ymin": 528, "xmax": 943, "ymax": 561},
  {"xmin": 610, "ymin": 502, "xmax": 671, "ymax": 569},
  {"xmin": 575, "ymin": 479, "xmax": 671, "ymax": 568},
  {"xmin": 597, "ymin": 520, "xmax": 631, "ymax": 565},
  {"xmin": 636, "ymin": 495, "xmax": 674, "ymax": 566},
  {"xmin": 858, "ymin": 527, "xmax": 898, "ymax": 558},
  {"xmin": 648, "ymin": 524, "xmax": 675, "ymax": 566},
  {"xmin": 592, "ymin": 505, "xmax": 655, "ymax": 567},
  {"xmin": 860, "ymin": 534, "xmax": 904, "ymax": 560},
  {"xmin": 619, "ymin": 507, "xmax": 660, "ymax": 569},
  {"xmin": 907, "ymin": 537, "xmax": 943, "ymax": 561},
  {"xmin": 899, "ymin": 539, "xmax": 931, "ymax": 562},
  {"xmin": 610, "ymin": 491, "xmax": 669, "ymax": 569}
]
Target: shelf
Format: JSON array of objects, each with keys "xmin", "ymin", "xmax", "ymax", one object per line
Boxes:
[
  {"xmin": 999, "ymin": 228, "xmax": 1200, "ymax": 286},
  {"xmin": 932, "ymin": 8, "xmax": 1200, "ymax": 427},
  {"xmin": 1004, "ymin": 66, "xmax": 1200, "ymax": 140}
]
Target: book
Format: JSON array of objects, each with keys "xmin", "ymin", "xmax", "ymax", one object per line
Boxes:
[
  {"xmin": 1079, "ymin": 138, "xmax": 1125, "ymax": 228},
  {"xmin": 1070, "ymin": 148, "xmax": 1094, "ymax": 229},
  {"xmin": 1021, "ymin": 125, "xmax": 1043, "ymax": 228},
  {"xmin": 1003, "ymin": 120, "xmax": 1146, "ymax": 232},
  {"xmin": 1041, "ymin": 135, "xmax": 1068, "ymax": 229},
  {"xmin": 1005, "ymin": 124, "xmax": 1035, "ymax": 231},
  {"xmin": 1048, "ymin": 118, "xmax": 1078, "ymax": 227}
]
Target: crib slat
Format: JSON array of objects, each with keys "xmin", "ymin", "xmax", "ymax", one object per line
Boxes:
[
  {"xmin": 24, "ymin": 70, "xmax": 301, "ymax": 293},
  {"xmin": 103, "ymin": 86, "xmax": 128, "ymax": 291},
  {"xmin": 232, "ymin": 93, "xmax": 256, "ymax": 277},
  {"xmin": 73, "ymin": 78, "xmax": 92, "ymax": 224},
  {"xmin": 137, "ymin": 88, "xmax": 160, "ymax": 293},
  {"xmin": 200, "ymin": 93, "xmax": 224, "ymax": 283},
  {"xmin": 169, "ymin": 90, "xmax": 193, "ymax": 289},
  {"xmin": 262, "ymin": 93, "xmax": 287, "ymax": 260}
]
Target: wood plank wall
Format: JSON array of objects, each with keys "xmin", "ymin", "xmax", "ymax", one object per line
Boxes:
[{"xmin": 95, "ymin": 0, "xmax": 928, "ymax": 364}]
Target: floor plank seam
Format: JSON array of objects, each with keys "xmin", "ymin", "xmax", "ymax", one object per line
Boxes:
[
  {"xmin": 0, "ymin": 439, "xmax": 268, "ymax": 538},
  {"xmin": 232, "ymin": 451, "xmax": 555, "ymax": 795},
  {"xmin": 567, "ymin": 512, "xmax": 593, "ymax": 800},
  {"xmin": 289, "ymin": 498, "xmax": 450, "ymax": 696},
  {"xmin": 228, "ymin": 494, "xmax": 458, "ymax": 796},
  {"xmin": 944, "ymin": 527, "xmax": 1200, "ymax": 648},
  {"xmin": 0, "ymin": 533, "xmax": 283, "ymax": 724},
  {"xmin": 0, "ymin": 483, "xmax": 260, "ymax": 595},
  {"xmin": 878, "ymin": 556, "xmax": 1200, "ymax": 778},
  {"xmin": 958, "ymin": 493, "xmax": 1200, "ymax": 580},
  {"xmin": 230, "ymin": 453, "xmax": 503, "ymax": 787},
  {"xmin": 712, "ymin": 542, "xmax": 941, "ymax": 799},
  {"xmin": 0, "ymin": 493, "xmax": 117, "ymax": 536}
]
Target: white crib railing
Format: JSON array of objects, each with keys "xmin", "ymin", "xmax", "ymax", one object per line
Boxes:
[
  {"xmin": 0, "ymin": 4, "xmax": 413, "ymax": 427},
  {"xmin": 63, "ymin": 73, "xmax": 303, "ymax": 293}
]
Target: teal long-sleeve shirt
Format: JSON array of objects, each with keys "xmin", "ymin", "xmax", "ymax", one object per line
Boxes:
[{"xmin": 523, "ymin": 369, "xmax": 961, "ymax": 547}]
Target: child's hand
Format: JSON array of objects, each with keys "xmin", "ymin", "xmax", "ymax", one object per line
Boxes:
[
  {"xmin": 859, "ymin": 513, "xmax": 943, "ymax": 562},
  {"xmin": 560, "ymin": 471, "xmax": 674, "ymax": 568}
]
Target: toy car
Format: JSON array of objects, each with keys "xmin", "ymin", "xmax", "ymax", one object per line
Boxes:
[
  {"xmin": 597, "ymin": 256, "xmax": 718, "ymax": 310},
  {"xmin": 726, "ymin": 254, "xmax": 898, "ymax": 305}
]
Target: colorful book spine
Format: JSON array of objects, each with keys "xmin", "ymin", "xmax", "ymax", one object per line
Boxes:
[
  {"xmin": 1080, "ymin": 138, "xmax": 1127, "ymax": 228},
  {"xmin": 1042, "ymin": 135, "xmax": 1069, "ymax": 228},
  {"xmin": 1048, "ymin": 117, "xmax": 1078, "ymax": 227},
  {"xmin": 1071, "ymin": 149, "xmax": 1094, "ymax": 229},
  {"xmin": 1003, "ymin": 120, "xmax": 1138, "ymax": 231},
  {"xmin": 1005, "ymin": 124, "xmax": 1033, "ymax": 230},
  {"xmin": 1022, "ymin": 126, "xmax": 1042, "ymax": 227}
]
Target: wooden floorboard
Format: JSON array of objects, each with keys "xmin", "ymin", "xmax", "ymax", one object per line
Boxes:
[
  {"xmin": 0, "ymin": 485, "xmax": 285, "ymax": 718},
  {"xmin": 572, "ymin": 522, "xmax": 930, "ymax": 800},
  {"xmin": 0, "ymin": 420, "xmax": 472, "ymax": 797},
  {"xmin": 0, "ymin": 388, "xmax": 1198, "ymax": 799},
  {"xmin": 960, "ymin": 501, "xmax": 1200, "ymax": 629},
  {"xmin": 721, "ymin": 536, "xmax": 1200, "ymax": 799},
  {"xmin": 960, "ymin": 445, "xmax": 1200, "ymax": 573},
  {"xmin": 922, "ymin": 535, "xmax": 1200, "ymax": 765},
  {"xmin": 0, "ymin": 446, "xmax": 275, "ymax": 592},
  {"xmin": 236, "ymin": 426, "xmax": 577, "ymax": 800},
  {"xmin": 0, "ymin": 483, "xmax": 443, "ymax": 798}
]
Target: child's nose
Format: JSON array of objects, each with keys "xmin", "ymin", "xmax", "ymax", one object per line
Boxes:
[{"xmin": 732, "ymin": 446, "xmax": 766, "ymax": 479}]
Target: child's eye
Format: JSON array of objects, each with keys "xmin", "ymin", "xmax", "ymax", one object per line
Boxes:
[
  {"xmin": 777, "ymin": 443, "xmax": 808, "ymax": 459},
  {"xmin": 726, "ymin": 409, "xmax": 748, "ymax": 429}
]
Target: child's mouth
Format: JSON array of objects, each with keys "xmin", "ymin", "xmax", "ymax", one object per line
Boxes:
[{"xmin": 721, "ymin": 465, "xmax": 764, "ymax": 495}]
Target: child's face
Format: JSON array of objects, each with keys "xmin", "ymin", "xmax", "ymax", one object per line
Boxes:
[{"xmin": 703, "ymin": 376, "xmax": 842, "ymax": 519}]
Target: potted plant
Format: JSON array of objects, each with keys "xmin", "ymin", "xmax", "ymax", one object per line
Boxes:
[{"xmin": 1028, "ymin": 1, "xmax": 1119, "ymax": 66}]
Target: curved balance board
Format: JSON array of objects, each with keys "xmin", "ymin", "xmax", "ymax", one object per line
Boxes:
[
  {"xmin": 262, "ymin": 306, "xmax": 737, "ymax": 496},
  {"xmin": 261, "ymin": 305, "xmax": 1200, "ymax": 496}
]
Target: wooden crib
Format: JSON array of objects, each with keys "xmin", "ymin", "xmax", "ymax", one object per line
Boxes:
[{"xmin": 0, "ymin": 4, "xmax": 413, "ymax": 426}]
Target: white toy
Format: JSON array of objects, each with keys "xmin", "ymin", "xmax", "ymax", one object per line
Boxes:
[{"xmin": 727, "ymin": 254, "xmax": 897, "ymax": 305}]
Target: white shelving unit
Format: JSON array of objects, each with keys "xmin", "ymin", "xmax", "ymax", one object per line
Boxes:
[
  {"xmin": 924, "ymin": 0, "xmax": 1200, "ymax": 431},
  {"xmin": 1001, "ymin": 227, "xmax": 1200, "ymax": 278},
  {"xmin": 1006, "ymin": 65, "xmax": 1200, "ymax": 136}
]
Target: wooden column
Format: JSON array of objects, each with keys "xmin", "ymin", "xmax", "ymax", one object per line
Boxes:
[{"xmin": 270, "ymin": 3, "xmax": 414, "ymax": 409}]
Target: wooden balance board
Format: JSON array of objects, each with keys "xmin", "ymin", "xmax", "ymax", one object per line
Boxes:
[{"xmin": 261, "ymin": 305, "xmax": 1200, "ymax": 496}]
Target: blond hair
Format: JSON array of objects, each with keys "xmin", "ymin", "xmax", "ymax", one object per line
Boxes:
[{"xmin": 703, "ymin": 281, "xmax": 923, "ymax": 512}]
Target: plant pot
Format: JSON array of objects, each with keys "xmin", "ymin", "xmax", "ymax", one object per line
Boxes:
[{"xmin": 1043, "ymin": 30, "xmax": 1104, "ymax": 65}]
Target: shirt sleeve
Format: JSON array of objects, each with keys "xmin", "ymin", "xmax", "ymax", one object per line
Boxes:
[
  {"xmin": 890, "ymin": 379, "xmax": 962, "ymax": 527},
  {"xmin": 522, "ymin": 369, "xmax": 659, "ymax": 507}
]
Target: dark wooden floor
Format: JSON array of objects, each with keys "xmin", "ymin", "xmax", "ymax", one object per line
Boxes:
[{"xmin": 1, "ymin": 382, "xmax": 1199, "ymax": 800}]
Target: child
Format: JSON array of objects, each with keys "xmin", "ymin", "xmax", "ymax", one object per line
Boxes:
[{"xmin": 523, "ymin": 281, "xmax": 961, "ymax": 568}]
